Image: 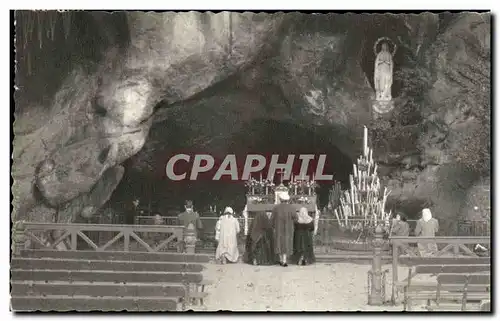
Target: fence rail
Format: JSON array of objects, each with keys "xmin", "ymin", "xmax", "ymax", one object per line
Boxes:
[
  {"xmin": 12, "ymin": 222, "xmax": 187, "ymax": 254},
  {"xmin": 133, "ymin": 216, "xmax": 490, "ymax": 253},
  {"xmin": 12, "ymin": 216, "xmax": 488, "ymax": 255}
]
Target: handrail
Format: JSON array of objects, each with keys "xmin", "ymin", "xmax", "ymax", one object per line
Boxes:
[
  {"xmin": 13, "ymin": 221, "xmax": 192, "ymax": 255},
  {"xmin": 390, "ymin": 236, "xmax": 490, "ymax": 243},
  {"xmin": 24, "ymin": 222, "xmax": 184, "ymax": 233}
]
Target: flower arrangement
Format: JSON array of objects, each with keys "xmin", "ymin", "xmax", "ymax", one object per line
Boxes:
[
  {"xmin": 248, "ymin": 195, "xmax": 274, "ymax": 204},
  {"xmin": 306, "ymin": 180, "xmax": 319, "ymax": 193},
  {"xmin": 290, "ymin": 195, "xmax": 312, "ymax": 204},
  {"xmin": 288, "ymin": 179, "xmax": 300, "ymax": 195},
  {"xmin": 245, "ymin": 177, "xmax": 277, "ymax": 195},
  {"xmin": 289, "ymin": 175, "xmax": 318, "ymax": 195},
  {"xmin": 245, "ymin": 178, "xmax": 259, "ymax": 189}
]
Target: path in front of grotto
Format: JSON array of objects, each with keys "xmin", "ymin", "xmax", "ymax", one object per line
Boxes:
[{"xmin": 189, "ymin": 262, "xmax": 431, "ymax": 311}]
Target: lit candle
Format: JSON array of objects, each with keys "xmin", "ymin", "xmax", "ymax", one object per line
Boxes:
[{"xmin": 363, "ymin": 126, "xmax": 368, "ymax": 157}]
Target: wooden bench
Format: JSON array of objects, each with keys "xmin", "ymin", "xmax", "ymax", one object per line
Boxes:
[
  {"xmin": 389, "ymin": 236, "xmax": 491, "ymax": 306},
  {"xmin": 427, "ymin": 273, "xmax": 490, "ymax": 311},
  {"xmin": 190, "ymin": 279, "xmax": 213, "ymax": 306},
  {"xmin": 401, "ymin": 263, "xmax": 490, "ymax": 311},
  {"xmin": 11, "ymin": 250, "xmax": 211, "ymax": 311}
]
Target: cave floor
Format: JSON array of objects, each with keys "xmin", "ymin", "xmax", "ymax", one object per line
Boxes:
[{"xmin": 189, "ymin": 263, "xmax": 430, "ymax": 311}]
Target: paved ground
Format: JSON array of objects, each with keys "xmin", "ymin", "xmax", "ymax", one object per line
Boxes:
[{"xmin": 190, "ymin": 262, "xmax": 429, "ymax": 311}]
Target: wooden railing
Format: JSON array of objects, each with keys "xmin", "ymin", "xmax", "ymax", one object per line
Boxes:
[
  {"xmin": 389, "ymin": 236, "xmax": 491, "ymax": 304},
  {"xmin": 11, "ymin": 221, "xmax": 197, "ymax": 255},
  {"xmin": 133, "ymin": 216, "xmax": 490, "ymax": 253}
]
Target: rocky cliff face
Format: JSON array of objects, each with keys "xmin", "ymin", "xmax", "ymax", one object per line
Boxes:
[
  {"xmin": 13, "ymin": 12, "xmax": 491, "ymax": 228},
  {"xmin": 379, "ymin": 13, "xmax": 491, "ymax": 226}
]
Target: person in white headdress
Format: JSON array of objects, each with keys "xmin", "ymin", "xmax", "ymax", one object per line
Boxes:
[
  {"xmin": 272, "ymin": 191, "xmax": 297, "ymax": 267},
  {"xmin": 415, "ymin": 208, "xmax": 439, "ymax": 257},
  {"xmin": 292, "ymin": 207, "xmax": 315, "ymax": 265},
  {"xmin": 215, "ymin": 207, "xmax": 240, "ymax": 264}
]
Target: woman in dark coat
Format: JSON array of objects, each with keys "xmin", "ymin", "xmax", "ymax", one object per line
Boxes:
[
  {"xmin": 391, "ymin": 213, "xmax": 410, "ymax": 237},
  {"xmin": 244, "ymin": 211, "xmax": 275, "ymax": 265},
  {"xmin": 292, "ymin": 207, "xmax": 315, "ymax": 265}
]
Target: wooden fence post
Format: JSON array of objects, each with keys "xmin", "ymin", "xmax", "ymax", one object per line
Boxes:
[
  {"xmin": 184, "ymin": 223, "xmax": 197, "ymax": 254},
  {"xmin": 391, "ymin": 239, "xmax": 399, "ymax": 305},
  {"xmin": 12, "ymin": 220, "xmax": 26, "ymax": 256},
  {"xmin": 368, "ymin": 225, "xmax": 384, "ymax": 305},
  {"xmin": 71, "ymin": 229, "xmax": 77, "ymax": 250},
  {"xmin": 124, "ymin": 229, "xmax": 130, "ymax": 252}
]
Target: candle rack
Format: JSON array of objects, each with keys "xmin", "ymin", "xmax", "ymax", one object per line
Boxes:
[{"xmin": 332, "ymin": 126, "xmax": 392, "ymax": 241}]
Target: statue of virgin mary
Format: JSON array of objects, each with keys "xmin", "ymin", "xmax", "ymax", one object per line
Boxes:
[{"xmin": 374, "ymin": 38, "xmax": 396, "ymax": 101}]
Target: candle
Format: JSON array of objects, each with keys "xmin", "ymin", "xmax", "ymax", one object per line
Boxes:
[{"xmin": 363, "ymin": 126, "xmax": 368, "ymax": 157}]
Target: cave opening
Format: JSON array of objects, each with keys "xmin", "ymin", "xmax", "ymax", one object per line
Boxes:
[{"xmin": 107, "ymin": 119, "xmax": 353, "ymax": 221}]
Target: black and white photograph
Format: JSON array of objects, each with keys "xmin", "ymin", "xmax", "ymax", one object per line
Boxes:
[{"xmin": 9, "ymin": 7, "xmax": 492, "ymax": 312}]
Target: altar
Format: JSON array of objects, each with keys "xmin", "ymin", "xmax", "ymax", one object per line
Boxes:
[{"xmin": 242, "ymin": 174, "xmax": 321, "ymax": 235}]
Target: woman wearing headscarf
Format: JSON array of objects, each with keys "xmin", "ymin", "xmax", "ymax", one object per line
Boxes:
[
  {"xmin": 215, "ymin": 207, "xmax": 240, "ymax": 264},
  {"xmin": 244, "ymin": 211, "xmax": 275, "ymax": 265},
  {"xmin": 415, "ymin": 208, "xmax": 439, "ymax": 257},
  {"xmin": 292, "ymin": 207, "xmax": 316, "ymax": 265}
]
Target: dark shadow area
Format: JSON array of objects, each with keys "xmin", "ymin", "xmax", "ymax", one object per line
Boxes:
[
  {"xmin": 107, "ymin": 119, "xmax": 353, "ymax": 221},
  {"xmin": 14, "ymin": 11, "xmax": 129, "ymax": 111},
  {"xmin": 386, "ymin": 198, "xmax": 432, "ymax": 220}
]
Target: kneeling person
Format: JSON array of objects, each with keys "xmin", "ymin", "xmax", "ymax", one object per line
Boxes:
[{"xmin": 215, "ymin": 207, "xmax": 240, "ymax": 264}]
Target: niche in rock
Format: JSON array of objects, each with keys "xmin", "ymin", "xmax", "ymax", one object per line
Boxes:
[{"xmin": 359, "ymin": 17, "xmax": 414, "ymax": 100}]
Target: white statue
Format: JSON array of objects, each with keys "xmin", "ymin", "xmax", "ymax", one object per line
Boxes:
[{"xmin": 373, "ymin": 38, "xmax": 397, "ymax": 101}]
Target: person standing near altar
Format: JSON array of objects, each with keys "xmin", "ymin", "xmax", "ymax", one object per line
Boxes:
[
  {"xmin": 293, "ymin": 207, "xmax": 315, "ymax": 266},
  {"xmin": 245, "ymin": 211, "xmax": 275, "ymax": 265},
  {"xmin": 215, "ymin": 207, "xmax": 240, "ymax": 264},
  {"xmin": 272, "ymin": 191, "xmax": 296, "ymax": 267}
]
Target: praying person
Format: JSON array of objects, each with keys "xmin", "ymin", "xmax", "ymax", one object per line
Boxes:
[
  {"xmin": 177, "ymin": 200, "xmax": 203, "ymax": 252},
  {"xmin": 390, "ymin": 212, "xmax": 410, "ymax": 255},
  {"xmin": 391, "ymin": 213, "xmax": 410, "ymax": 237},
  {"xmin": 415, "ymin": 208, "xmax": 439, "ymax": 257},
  {"xmin": 292, "ymin": 207, "xmax": 315, "ymax": 266},
  {"xmin": 245, "ymin": 211, "xmax": 275, "ymax": 265},
  {"xmin": 215, "ymin": 207, "xmax": 240, "ymax": 264},
  {"xmin": 272, "ymin": 191, "xmax": 296, "ymax": 267}
]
